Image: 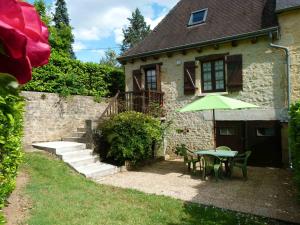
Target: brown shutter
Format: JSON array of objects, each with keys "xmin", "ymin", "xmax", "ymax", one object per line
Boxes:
[
  {"xmin": 156, "ymin": 64, "xmax": 161, "ymax": 92},
  {"xmin": 184, "ymin": 61, "xmax": 196, "ymax": 95},
  {"xmin": 132, "ymin": 69, "xmax": 142, "ymax": 92},
  {"xmin": 226, "ymin": 55, "xmax": 243, "ymax": 91}
]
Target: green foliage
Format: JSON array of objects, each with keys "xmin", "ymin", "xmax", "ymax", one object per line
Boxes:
[
  {"xmin": 52, "ymin": 0, "xmax": 75, "ymax": 58},
  {"xmin": 33, "ymin": 0, "xmax": 51, "ymax": 26},
  {"xmin": 121, "ymin": 8, "xmax": 151, "ymax": 53},
  {"xmin": 99, "ymin": 49, "xmax": 119, "ymax": 68},
  {"xmin": 23, "ymin": 51, "xmax": 124, "ymax": 97},
  {"xmin": 0, "ymin": 75, "xmax": 24, "ymax": 221},
  {"xmin": 99, "ymin": 111, "xmax": 163, "ymax": 165},
  {"xmin": 289, "ymin": 102, "xmax": 300, "ymax": 199}
]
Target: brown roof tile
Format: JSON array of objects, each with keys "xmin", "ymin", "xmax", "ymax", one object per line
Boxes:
[{"xmin": 120, "ymin": 0, "xmax": 278, "ymax": 59}]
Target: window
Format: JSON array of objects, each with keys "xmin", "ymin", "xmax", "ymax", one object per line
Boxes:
[
  {"xmin": 219, "ymin": 127, "xmax": 236, "ymax": 136},
  {"xmin": 145, "ymin": 69, "xmax": 157, "ymax": 91},
  {"xmin": 256, "ymin": 128, "xmax": 275, "ymax": 137},
  {"xmin": 201, "ymin": 59, "xmax": 225, "ymax": 92},
  {"xmin": 188, "ymin": 9, "xmax": 208, "ymax": 26}
]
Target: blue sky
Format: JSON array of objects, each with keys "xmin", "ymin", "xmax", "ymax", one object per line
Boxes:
[{"xmin": 29, "ymin": 0, "xmax": 179, "ymax": 63}]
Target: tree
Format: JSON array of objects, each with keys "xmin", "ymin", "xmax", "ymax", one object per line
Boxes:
[
  {"xmin": 33, "ymin": 0, "xmax": 51, "ymax": 26},
  {"xmin": 53, "ymin": 0, "xmax": 75, "ymax": 58},
  {"xmin": 99, "ymin": 49, "xmax": 119, "ymax": 67},
  {"xmin": 121, "ymin": 8, "xmax": 151, "ymax": 53},
  {"xmin": 53, "ymin": 0, "xmax": 70, "ymax": 27}
]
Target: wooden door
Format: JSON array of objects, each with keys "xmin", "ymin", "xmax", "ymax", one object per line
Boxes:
[
  {"xmin": 246, "ymin": 121, "xmax": 282, "ymax": 167},
  {"xmin": 216, "ymin": 121, "xmax": 245, "ymax": 153}
]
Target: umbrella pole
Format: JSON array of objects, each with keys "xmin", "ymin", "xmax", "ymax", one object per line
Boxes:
[{"xmin": 213, "ymin": 109, "xmax": 216, "ymax": 150}]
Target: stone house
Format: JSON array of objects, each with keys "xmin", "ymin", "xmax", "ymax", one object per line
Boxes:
[{"xmin": 118, "ymin": 0, "xmax": 300, "ymax": 167}]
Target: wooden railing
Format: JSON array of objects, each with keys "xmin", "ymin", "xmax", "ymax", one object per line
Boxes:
[
  {"xmin": 118, "ymin": 90, "xmax": 164, "ymax": 114},
  {"xmin": 99, "ymin": 90, "xmax": 120, "ymax": 120},
  {"xmin": 99, "ymin": 90, "xmax": 164, "ymax": 122}
]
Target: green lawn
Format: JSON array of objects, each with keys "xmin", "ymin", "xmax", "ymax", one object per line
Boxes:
[{"xmin": 22, "ymin": 152, "xmax": 268, "ymax": 225}]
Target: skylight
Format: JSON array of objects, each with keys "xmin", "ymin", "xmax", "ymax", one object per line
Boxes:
[{"xmin": 188, "ymin": 9, "xmax": 208, "ymax": 26}]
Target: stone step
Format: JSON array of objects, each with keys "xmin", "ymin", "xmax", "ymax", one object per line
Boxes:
[
  {"xmin": 77, "ymin": 127, "xmax": 86, "ymax": 132},
  {"xmin": 71, "ymin": 132, "xmax": 86, "ymax": 138},
  {"xmin": 32, "ymin": 141, "xmax": 119, "ymax": 179},
  {"xmin": 32, "ymin": 141, "xmax": 86, "ymax": 154},
  {"xmin": 62, "ymin": 137, "xmax": 87, "ymax": 143},
  {"xmin": 76, "ymin": 162, "xmax": 118, "ymax": 180},
  {"xmin": 58, "ymin": 149, "xmax": 94, "ymax": 160},
  {"xmin": 65, "ymin": 155, "xmax": 100, "ymax": 167}
]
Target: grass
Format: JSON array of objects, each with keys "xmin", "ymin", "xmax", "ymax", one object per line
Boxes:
[{"xmin": 22, "ymin": 152, "xmax": 269, "ymax": 225}]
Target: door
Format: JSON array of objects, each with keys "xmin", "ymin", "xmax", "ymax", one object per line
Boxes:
[
  {"xmin": 246, "ymin": 121, "xmax": 282, "ymax": 167},
  {"xmin": 216, "ymin": 121, "xmax": 245, "ymax": 153},
  {"xmin": 216, "ymin": 120, "xmax": 282, "ymax": 167}
]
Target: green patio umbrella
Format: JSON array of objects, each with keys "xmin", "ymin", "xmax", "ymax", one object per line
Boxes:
[{"xmin": 178, "ymin": 94, "xmax": 258, "ymax": 148}]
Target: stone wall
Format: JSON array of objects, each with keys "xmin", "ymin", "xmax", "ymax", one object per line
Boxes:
[
  {"xmin": 277, "ymin": 9, "xmax": 300, "ymax": 103},
  {"xmin": 22, "ymin": 91, "xmax": 108, "ymax": 148},
  {"xmin": 124, "ymin": 37, "xmax": 288, "ymax": 156}
]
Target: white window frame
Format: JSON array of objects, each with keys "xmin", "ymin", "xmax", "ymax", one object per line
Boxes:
[{"xmin": 188, "ymin": 8, "xmax": 208, "ymax": 26}]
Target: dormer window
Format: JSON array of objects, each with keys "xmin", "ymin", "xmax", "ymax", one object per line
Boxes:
[{"xmin": 188, "ymin": 9, "xmax": 208, "ymax": 26}]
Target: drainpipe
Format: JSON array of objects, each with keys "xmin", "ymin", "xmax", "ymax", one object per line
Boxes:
[{"xmin": 269, "ymin": 42, "xmax": 292, "ymax": 168}]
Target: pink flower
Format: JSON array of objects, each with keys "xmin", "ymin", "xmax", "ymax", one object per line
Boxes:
[{"xmin": 0, "ymin": 0, "xmax": 50, "ymax": 84}]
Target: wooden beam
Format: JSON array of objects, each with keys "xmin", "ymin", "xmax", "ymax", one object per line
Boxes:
[
  {"xmin": 231, "ymin": 40, "xmax": 238, "ymax": 47},
  {"xmin": 167, "ymin": 52, "xmax": 173, "ymax": 58},
  {"xmin": 213, "ymin": 44, "xmax": 219, "ymax": 50},
  {"xmin": 251, "ymin": 37, "xmax": 258, "ymax": 44},
  {"xmin": 141, "ymin": 57, "xmax": 147, "ymax": 62},
  {"xmin": 197, "ymin": 48, "xmax": 203, "ymax": 53},
  {"xmin": 153, "ymin": 55, "xmax": 160, "ymax": 60}
]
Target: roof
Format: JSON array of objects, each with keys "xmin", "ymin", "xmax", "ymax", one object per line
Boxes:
[
  {"xmin": 276, "ymin": 0, "xmax": 300, "ymax": 12},
  {"xmin": 120, "ymin": 0, "xmax": 278, "ymax": 60}
]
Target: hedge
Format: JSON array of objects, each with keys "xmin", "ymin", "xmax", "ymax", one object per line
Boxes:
[
  {"xmin": 0, "ymin": 75, "xmax": 24, "ymax": 224},
  {"xmin": 289, "ymin": 102, "xmax": 300, "ymax": 199},
  {"xmin": 23, "ymin": 51, "xmax": 125, "ymax": 98},
  {"xmin": 97, "ymin": 111, "xmax": 163, "ymax": 166}
]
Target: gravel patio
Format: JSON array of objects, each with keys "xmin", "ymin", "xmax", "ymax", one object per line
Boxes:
[{"xmin": 98, "ymin": 159, "xmax": 300, "ymax": 224}]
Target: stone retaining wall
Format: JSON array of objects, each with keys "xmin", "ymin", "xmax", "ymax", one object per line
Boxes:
[{"xmin": 22, "ymin": 91, "xmax": 108, "ymax": 149}]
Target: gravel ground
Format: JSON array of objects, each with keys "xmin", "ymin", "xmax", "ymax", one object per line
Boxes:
[{"xmin": 98, "ymin": 159, "xmax": 300, "ymax": 224}]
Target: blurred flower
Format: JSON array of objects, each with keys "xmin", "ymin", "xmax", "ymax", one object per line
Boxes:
[{"xmin": 0, "ymin": 0, "xmax": 50, "ymax": 84}]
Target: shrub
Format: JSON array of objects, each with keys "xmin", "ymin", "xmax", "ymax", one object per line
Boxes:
[
  {"xmin": 23, "ymin": 51, "xmax": 125, "ymax": 98},
  {"xmin": 0, "ymin": 75, "xmax": 24, "ymax": 221},
  {"xmin": 98, "ymin": 111, "xmax": 163, "ymax": 165},
  {"xmin": 289, "ymin": 102, "xmax": 300, "ymax": 199}
]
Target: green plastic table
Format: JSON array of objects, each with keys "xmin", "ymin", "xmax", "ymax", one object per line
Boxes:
[
  {"xmin": 194, "ymin": 150, "xmax": 238, "ymax": 158},
  {"xmin": 194, "ymin": 150, "xmax": 238, "ymax": 179}
]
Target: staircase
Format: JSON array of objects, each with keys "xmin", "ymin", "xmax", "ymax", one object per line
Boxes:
[{"xmin": 32, "ymin": 141, "xmax": 119, "ymax": 181}]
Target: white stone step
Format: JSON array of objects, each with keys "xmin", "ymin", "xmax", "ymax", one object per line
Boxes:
[
  {"xmin": 76, "ymin": 162, "xmax": 118, "ymax": 180},
  {"xmin": 32, "ymin": 141, "xmax": 119, "ymax": 179},
  {"xmin": 65, "ymin": 155, "xmax": 99, "ymax": 167},
  {"xmin": 32, "ymin": 141, "xmax": 86, "ymax": 154},
  {"xmin": 58, "ymin": 149, "xmax": 93, "ymax": 160}
]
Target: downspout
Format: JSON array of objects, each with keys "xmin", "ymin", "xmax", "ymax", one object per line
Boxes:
[{"xmin": 269, "ymin": 41, "xmax": 292, "ymax": 168}]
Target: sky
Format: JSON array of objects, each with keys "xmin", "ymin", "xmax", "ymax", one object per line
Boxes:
[{"xmin": 29, "ymin": 0, "xmax": 179, "ymax": 63}]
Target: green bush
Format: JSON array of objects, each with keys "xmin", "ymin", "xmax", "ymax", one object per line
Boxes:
[
  {"xmin": 99, "ymin": 111, "xmax": 163, "ymax": 165},
  {"xmin": 289, "ymin": 102, "xmax": 300, "ymax": 199},
  {"xmin": 0, "ymin": 75, "xmax": 24, "ymax": 223},
  {"xmin": 23, "ymin": 51, "xmax": 125, "ymax": 98}
]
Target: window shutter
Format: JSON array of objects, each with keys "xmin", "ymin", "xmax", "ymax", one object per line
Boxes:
[
  {"xmin": 156, "ymin": 64, "xmax": 161, "ymax": 92},
  {"xmin": 184, "ymin": 61, "xmax": 196, "ymax": 95},
  {"xmin": 226, "ymin": 55, "xmax": 243, "ymax": 91},
  {"xmin": 132, "ymin": 69, "xmax": 142, "ymax": 92}
]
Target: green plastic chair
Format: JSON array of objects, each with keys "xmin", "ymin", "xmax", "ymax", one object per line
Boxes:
[
  {"xmin": 201, "ymin": 155, "xmax": 222, "ymax": 181},
  {"xmin": 230, "ymin": 151, "xmax": 252, "ymax": 180},
  {"xmin": 216, "ymin": 146, "xmax": 232, "ymax": 151},
  {"xmin": 175, "ymin": 144, "xmax": 199, "ymax": 173},
  {"xmin": 216, "ymin": 146, "xmax": 232, "ymax": 174}
]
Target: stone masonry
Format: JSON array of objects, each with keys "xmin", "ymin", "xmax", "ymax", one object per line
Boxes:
[
  {"xmin": 124, "ymin": 34, "xmax": 295, "ymax": 157},
  {"xmin": 22, "ymin": 91, "xmax": 108, "ymax": 149}
]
